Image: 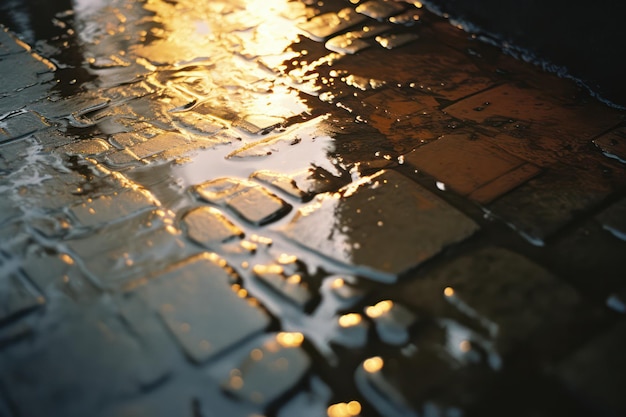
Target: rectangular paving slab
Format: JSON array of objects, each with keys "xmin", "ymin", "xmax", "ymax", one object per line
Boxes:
[
  {"xmin": 133, "ymin": 253, "xmax": 271, "ymax": 364},
  {"xmin": 282, "ymin": 169, "xmax": 479, "ymax": 282}
]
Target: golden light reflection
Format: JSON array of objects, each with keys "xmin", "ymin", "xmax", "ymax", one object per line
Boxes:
[
  {"xmin": 229, "ymin": 375, "xmax": 244, "ymax": 390},
  {"xmin": 250, "ymin": 348, "xmax": 264, "ymax": 361},
  {"xmin": 365, "ymin": 300, "xmax": 393, "ymax": 318},
  {"xmin": 253, "ymin": 264, "xmax": 284, "ymax": 276},
  {"xmin": 277, "ymin": 253, "xmax": 298, "ymax": 264},
  {"xmin": 286, "ymin": 274, "xmax": 302, "ymax": 284},
  {"xmin": 276, "ymin": 332, "xmax": 305, "ymax": 347},
  {"xmin": 444, "ymin": 286, "xmax": 455, "ymax": 297},
  {"xmin": 460, "ymin": 340, "xmax": 471, "ymax": 352},
  {"xmin": 59, "ymin": 254, "xmax": 75, "ymax": 265},
  {"xmin": 363, "ymin": 356, "xmax": 384, "ymax": 373},
  {"xmin": 327, "ymin": 401, "xmax": 362, "ymax": 417},
  {"xmin": 331, "ymin": 278, "xmax": 345, "ymax": 289},
  {"xmin": 338, "ymin": 313, "xmax": 362, "ymax": 328}
]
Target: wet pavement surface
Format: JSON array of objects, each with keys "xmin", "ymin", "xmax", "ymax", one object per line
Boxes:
[{"xmin": 1, "ymin": 0, "xmax": 626, "ymax": 416}]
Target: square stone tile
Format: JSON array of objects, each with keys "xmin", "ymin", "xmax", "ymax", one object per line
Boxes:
[
  {"xmin": 593, "ymin": 127, "xmax": 626, "ymax": 164},
  {"xmin": 596, "ymin": 197, "xmax": 626, "ymax": 241},
  {"xmin": 557, "ymin": 320, "xmax": 626, "ymax": 417},
  {"xmin": 487, "ymin": 161, "xmax": 621, "ymax": 245},
  {"xmin": 194, "ymin": 178, "xmax": 292, "ymax": 226},
  {"xmin": 405, "ymin": 134, "xmax": 541, "ymax": 204},
  {"xmin": 282, "ymin": 169, "xmax": 478, "ymax": 282},
  {"xmin": 393, "ymin": 247, "xmax": 601, "ymax": 360},
  {"xmin": 134, "ymin": 253, "xmax": 271, "ymax": 364},
  {"xmin": 298, "ymin": 8, "xmax": 368, "ymax": 42},
  {"xmin": 445, "ymin": 83, "xmax": 622, "ymax": 143}
]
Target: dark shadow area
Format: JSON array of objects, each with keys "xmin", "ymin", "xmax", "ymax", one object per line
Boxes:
[{"xmin": 423, "ymin": 0, "xmax": 626, "ymax": 107}]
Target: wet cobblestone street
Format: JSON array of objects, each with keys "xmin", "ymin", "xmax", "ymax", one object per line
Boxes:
[{"xmin": 1, "ymin": 0, "xmax": 626, "ymax": 416}]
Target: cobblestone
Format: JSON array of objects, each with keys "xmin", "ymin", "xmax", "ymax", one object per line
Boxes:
[
  {"xmin": 405, "ymin": 133, "xmax": 541, "ymax": 204},
  {"xmin": 1, "ymin": 0, "xmax": 625, "ymax": 415},
  {"xmin": 283, "ymin": 169, "xmax": 479, "ymax": 282},
  {"xmin": 557, "ymin": 320, "xmax": 626, "ymax": 417},
  {"xmin": 133, "ymin": 253, "xmax": 271, "ymax": 364},
  {"xmin": 195, "ymin": 178, "xmax": 292, "ymax": 226}
]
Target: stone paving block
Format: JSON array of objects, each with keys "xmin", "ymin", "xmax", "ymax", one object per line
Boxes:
[
  {"xmin": 331, "ymin": 39, "xmax": 495, "ymax": 101},
  {"xmin": 282, "ymin": 169, "xmax": 478, "ymax": 282},
  {"xmin": 22, "ymin": 251, "xmax": 93, "ymax": 299},
  {"xmin": 596, "ymin": 197, "xmax": 626, "ymax": 241},
  {"xmin": 487, "ymin": 162, "xmax": 619, "ymax": 245},
  {"xmin": 195, "ymin": 177, "xmax": 292, "ymax": 226},
  {"xmin": 375, "ymin": 33, "xmax": 420, "ymax": 50},
  {"xmin": 0, "ymin": 197, "xmax": 20, "ymax": 225},
  {"xmin": 593, "ymin": 127, "xmax": 626, "ymax": 164},
  {"xmin": 355, "ymin": 0, "xmax": 406, "ymax": 20},
  {"xmin": 392, "ymin": 247, "xmax": 598, "ymax": 360},
  {"xmin": 0, "ymin": 52, "xmax": 46, "ymax": 94},
  {"xmin": 182, "ymin": 206, "xmax": 244, "ymax": 248},
  {"xmin": 69, "ymin": 188, "xmax": 157, "ymax": 228},
  {"xmin": 0, "ymin": 110, "xmax": 49, "ymax": 144},
  {"xmin": 405, "ymin": 134, "xmax": 541, "ymax": 204},
  {"xmin": 444, "ymin": 83, "xmax": 622, "ymax": 143},
  {"xmin": 355, "ymin": 349, "xmax": 491, "ymax": 417},
  {"xmin": 546, "ymin": 219, "xmax": 626, "ymax": 299},
  {"xmin": 62, "ymin": 139, "xmax": 111, "ymax": 156},
  {"xmin": 67, "ymin": 212, "xmax": 192, "ymax": 289},
  {"xmin": 221, "ymin": 333, "xmax": 311, "ymax": 409},
  {"xmin": 556, "ymin": 320, "xmax": 626, "ymax": 417},
  {"xmin": 0, "ymin": 299, "xmax": 167, "ymax": 417},
  {"xmin": 298, "ymin": 8, "xmax": 368, "ymax": 42},
  {"xmin": 134, "ymin": 253, "xmax": 271, "ymax": 364},
  {"xmin": 129, "ymin": 132, "xmax": 190, "ymax": 159},
  {"xmin": 0, "ymin": 273, "xmax": 45, "ymax": 325},
  {"xmin": 364, "ymin": 300, "xmax": 416, "ymax": 346},
  {"xmin": 250, "ymin": 170, "xmax": 313, "ymax": 202},
  {"xmin": 104, "ymin": 149, "xmax": 142, "ymax": 167},
  {"xmin": 252, "ymin": 263, "xmax": 316, "ymax": 311},
  {"xmin": 325, "ymin": 34, "xmax": 371, "ymax": 55},
  {"xmin": 0, "ymin": 28, "xmax": 27, "ymax": 56},
  {"xmin": 606, "ymin": 287, "xmax": 626, "ymax": 314},
  {"xmin": 323, "ymin": 23, "xmax": 392, "ymax": 54}
]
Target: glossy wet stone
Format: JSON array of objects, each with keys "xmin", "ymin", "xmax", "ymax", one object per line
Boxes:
[
  {"xmin": 393, "ymin": 247, "xmax": 598, "ymax": 360},
  {"xmin": 62, "ymin": 139, "xmax": 111, "ymax": 156},
  {"xmin": 70, "ymin": 188, "xmax": 157, "ymax": 227},
  {"xmin": 133, "ymin": 253, "xmax": 271, "ymax": 364},
  {"xmin": 222, "ymin": 333, "xmax": 311, "ymax": 408},
  {"xmin": 355, "ymin": 350, "xmax": 492, "ymax": 417},
  {"xmin": 182, "ymin": 206, "xmax": 244, "ymax": 248},
  {"xmin": 0, "ymin": 111, "xmax": 49, "ymax": 144},
  {"xmin": 250, "ymin": 170, "xmax": 312, "ymax": 202},
  {"xmin": 0, "ymin": 274, "xmax": 44, "ymax": 324},
  {"xmin": 282, "ymin": 169, "xmax": 478, "ymax": 282},
  {"xmin": 195, "ymin": 178, "xmax": 292, "ymax": 226},
  {"xmin": 444, "ymin": 83, "xmax": 623, "ymax": 145},
  {"xmin": 405, "ymin": 134, "xmax": 541, "ymax": 204},
  {"xmin": 487, "ymin": 163, "xmax": 618, "ymax": 245},
  {"xmin": 355, "ymin": 0, "xmax": 406, "ymax": 20},
  {"xmin": 375, "ymin": 33, "xmax": 420, "ymax": 49},
  {"xmin": 365, "ymin": 300, "xmax": 416, "ymax": 346},
  {"xmin": 596, "ymin": 197, "xmax": 626, "ymax": 241},
  {"xmin": 593, "ymin": 127, "xmax": 626, "ymax": 164},
  {"xmin": 556, "ymin": 320, "xmax": 626, "ymax": 416},
  {"xmin": 325, "ymin": 34, "xmax": 371, "ymax": 55},
  {"xmin": 0, "ymin": 298, "xmax": 167, "ymax": 417},
  {"xmin": 298, "ymin": 8, "xmax": 368, "ymax": 42},
  {"xmin": 253, "ymin": 263, "xmax": 316, "ymax": 311},
  {"xmin": 67, "ymin": 213, "xmax": 193, "ymax": 289}
]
